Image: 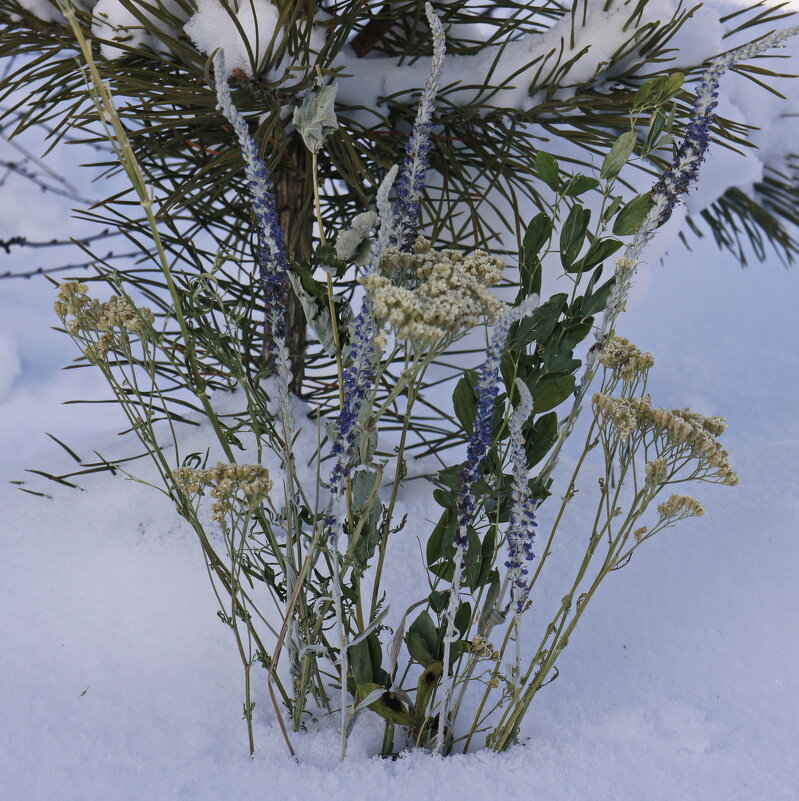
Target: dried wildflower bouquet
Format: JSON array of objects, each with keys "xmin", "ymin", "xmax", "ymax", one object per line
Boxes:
[{"xmin": 50, "ymin": 0, "xmax": 794, "ymax": 762}]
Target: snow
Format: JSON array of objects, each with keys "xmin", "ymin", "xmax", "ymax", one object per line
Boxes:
[
  {"xmin": 334, "ymin": 1, "xmax": 724, "ymax": 114},
  {"xmin": 0, "ymin": 333, "xmax": 21, "ymax": 401},
  {"xmin": 12, "ymin": 0, "xmax": 63, "ymax": 23},
  {"xmin": 185, "ymin": 0, "xmax": 283, "ymax": 77}
]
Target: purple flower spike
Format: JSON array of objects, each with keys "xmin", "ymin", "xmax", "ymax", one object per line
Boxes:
[
  {"xmin": 455, "ymin": 296, "xmax": 539, "ymax": 549},
  {"xmin": 213, "ymin": 51, "xmax": 290, "ymax": 341},
  {"xmin": 505, "ymin": 380, "xmax": 538, "ymax": 612},
  {"xmin": 652, "ymin": 26, "xmax": 799, "ymax": 225},
  {"xmin": 390, "ymin": 3, "xmax": 446, "ymax": 252}
]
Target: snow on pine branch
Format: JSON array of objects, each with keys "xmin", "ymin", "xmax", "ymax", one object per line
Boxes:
[
  {"xmin": 334, "ymin": 0, "xmax": 723, "ymax": 113},
  {"xmin": 10, "ymin": 0, "xmax": 799, "ymax": 222},
  {"xmin": 18, "ymin": 0, "xmax": 720, "ymax": 100}
]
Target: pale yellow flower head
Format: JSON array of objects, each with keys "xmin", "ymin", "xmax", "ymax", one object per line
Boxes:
[
  {"xmin": 599, "ymin": 335, "xmax": 655, "ymax": 381},
  {"xmin": 360, "ymin": 238, "xmax": 508, "ymax": 347}
]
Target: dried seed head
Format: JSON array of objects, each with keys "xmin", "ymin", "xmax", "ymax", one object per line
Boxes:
[
  {"xmin": 171, "ymin": 463, "xmax": 272, "ymax": 523},
  {"xmin": 657, "ymin": 494, "xmax": 705, "ymax": 520},
  {"xmin": 470, "ymin": 635, "xmax": 500, "ymax": 660},
  {"xmin": 645, "ymin": 457, "xmax": 669, "ymax": 485},
  {"xmin": 55, "ymin": 282, "xmax": 155, "ymax": 361},
  {"xmin": 592, "ymin": 393, "xmax": 637, "ymax": 439},
  {"xmin": 593, "ymin": 392, "xmax": 738, "ymax": 486}
]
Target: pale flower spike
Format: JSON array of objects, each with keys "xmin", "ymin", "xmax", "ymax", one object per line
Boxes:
[
  {"xmin": 322, "ymin": 134, "xmax": 401, "ymax": 770},
  {"xmin": 601, "ymin": 25, "xmax": 799, "ymax": 347},
  {"xmin": 505, "ymin": 380, "xmax": 538, "ymax": 613}
]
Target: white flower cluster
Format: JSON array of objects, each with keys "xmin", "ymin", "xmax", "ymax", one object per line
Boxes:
[
  {"xmin": 592, "ymin": 393, "xmax": 738, "ymax": 485},
  {"xmin": 173, "ymin": 463, "xmax": 272, "ymax": 523},
  {"xmin": 360, "ymin": 238, "xmax": 507, "ymax": 347},
  {"xmin": 55, "ymin": 281, "xmax": 155, "ymax": 361}
]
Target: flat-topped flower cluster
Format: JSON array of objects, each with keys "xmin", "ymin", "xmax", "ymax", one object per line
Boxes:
[
  {"xmin": 360, "ymin": 237, "xmax": 507, "ymax": 347},
  {"xmin": 173, "ymin": 463, "xmax": 273, "ymax": 523},
  {"xmin": 54, "ymin": 280, "xmax": 154, "ymax": 360},
  {"xmin": 598, "ymin": 335, "xmax": 655, "ymax": 381},
  {"xmin": 592, "ymin": 393, "xmax": 738, "ymax": 486}
]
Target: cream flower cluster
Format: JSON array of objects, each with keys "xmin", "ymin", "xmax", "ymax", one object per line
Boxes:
[
  {"xmin": 55, "ymin": 281, "xmax": 154, "ymax": 360},
  {"xmin": 173, "ymin": 463, "xmax": 272, "ymax": 523},
  {"xmin": 592, "ymin": 393, "xmax": 738, "ymax": 485},
  {"xmin": 598, "ymin": 335, "xmax": 655, "ymax": 381},
  {"xmin": 359, "ymin": 237, "xmax": 507, "ymax": 347},
  {"xmin": 657, "ymin": 494, "xmax": 706, "ymax": 520}
]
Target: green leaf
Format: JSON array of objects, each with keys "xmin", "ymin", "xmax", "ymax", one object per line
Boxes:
[
  {"xmin": 613, "ymin": 193, "xmax": 654, "ymax": 236},
  {"xmin": 426, "ymin": 508, "xmax": 456, "ymax": 566},
  {"xmin": 465, "ymin": 527, "xmax": 483, "ymax": 590},
  {"xmin": 600, "ymin": 131, "xmax": 637, "ymax": 179},
  {"xmin": 564, "ymin": 174, "xmax": 600, "ymax": 196},
  {"xmin": 560, "ymin": 205, "xmax": 591, "ymax": 269},
  {"xmin": 520, "ymin": 213, "xmax": 551, "ymax": 295},
  {"xmin": 407, "ymin": 611, "xmax": 440, "ymax": 666},
  {"xmin": 633, "ymin": 72, "xmax": 684, "ymax": 110},
  {"xmin": 452, "ymin": 371, "xmax": 478, "ymax": 434},
  {"xmin": 428, "ymin": 561, "xmax": 455, "ymax": 582},
  {"xmin": 524, "ymin": 412, "xmax": 558, "ymax": 469},
  {"xmin": 476, "ymin": 526, "xmax": 497, "ymax": 588},
  {"xmin": 521, "ymin": 212, "xmax": 551, "ymax": 259},
  {"xmin": 568, "ymin": 237, "xmax": 623, "ymax": 275},
  {"xmin": 562, "ymin": 318, "xmax": 593, "ymax": 344},
  {"xmin": 477, "ymin": 572, "xmax": 502, "ymax": 636},
  {"xmin": 350, "ymin": 635, "xmax": 377, "ymax": 687},
  {"xmin": 633, "ymin": 76, "xmax": 660, "ymax": 109},
  {"xmin": 533, "ymin": 373, "xmax": 576, "ymax": 413},
  {"xmin": 454, "ymin": 601, "xmax": 472, "ymax": 639},
  {"xmin": 433, "ymin": 488, "xmax": 454, "ymax": 509},
  {"xmin": 535, "ymin": 151, "xmax": 560, "ymax": 191},
  {"xmin": 350, "ymin": 469, "xmax": 383, "ymax": 570},
  {"xmin": 405, "ymin": 632, "xmax": 437, "ymax": 668},
  {"xmin": 582, "ymin": 276, "xmax": 616, "ymax": 318},
  {"xmin": 429, "ymin": 590, "xmax": 447, "ymax": 614},
  {"xmin": 541, "ymin": 344, "xmax": 581, "ymax": 374},
  {"xmin": 643, "ymin": 108, "xmax": 669, "ymax": 153},
  {"xmin": 513, "ymin": 294, "xmax": 567, "ymax": 347},
  {"xmin": 602, "ymin": 195, "xmax": 624, "ymax": 224}
]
